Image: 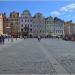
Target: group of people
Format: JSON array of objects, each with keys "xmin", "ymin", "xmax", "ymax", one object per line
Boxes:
[{"xmin": 0, "ymin": 35, "xmax": 5, "ymax": 44}]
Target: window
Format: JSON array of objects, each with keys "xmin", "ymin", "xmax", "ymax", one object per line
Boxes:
[
  {"xmin": 21, "ymin": 24, "xmax": 23, "ymax": 27},
  {"xmin": 21, "ymin": 19, "xmax": 23, "ymax": 22},
  {"xmin": 58, "ymin": 30, "xmax": 59, "ymax": 33},
  {"xmin": 16, "ymin": 22, "xmax": 18, "ymax": 25},
  {"xmin": 60, "ymin": 31, "xmax": 61, "ymax": 33},
  {"xmin": 25, "ymin": 20, "xmax": 26, "ymax": 22},
  {"xmin": 34, "ymin": 25, "xmax": 36, "ymax": 28},
  {"xmin": 25, "ymin": 24, "xmax": 26, "ymax": 27},
  {"xmin": 61, "ymin": 31, "xmax": 63, "ymax": 33},
  {"xmin": 21, "ymin": 29, "xmax": 23, "ymax": 32},
  {"xmin": 11, "ymin": 23, "xmax": 13, "ymax": 25},
  {"xmin": 25, "ymin": 17, "xmax": 28, "ymax": 18},
  {"xmin": 13, "ymin": 15, "xmax": 15, "ymax": 18},
  {"xmin": 30, "ymin": 29, "xmax": 32, "ymax": 32},
  {"xmin": 28, "ymin": 24, "xmax": 29, "ymax": 27},
  {"xmin": 30, "ymin": 20, "xmax": 32, "ymax": 22}
]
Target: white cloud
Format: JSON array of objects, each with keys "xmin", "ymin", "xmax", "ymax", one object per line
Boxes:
[
  {"xmin": 51, "ymin": 3, "xmax": 75, "ymax": 17},
  {"xmin": 63, "ymin": 15, "xmax": 75, "ymax": 20},
  {"xmin": 51, "ymin": 11, "xmax": 60, "ymax": 16},
  {"xmin": 64, "ymin": 15, "xmax": 71, "ymax": 18},
  {"xmin": 71, "ymin": 16, "xmax": 75, "ymax": 18},
  {"xmin": 60, "ymin": 3, "xmax": 75, "ymax": 12}
]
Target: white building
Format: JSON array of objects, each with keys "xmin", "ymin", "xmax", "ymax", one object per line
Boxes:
[
  {"xmin": 54, "ymin": 17, "xmax": 64, "ymax": 36},
  {"xmin": 33, "ymin": 13, "xmax": 45, "ymax": 37},
  {"xmin": 19, "ymin": 10, "xmax": 33, "ymax": 36},
  {"xmin": 64, "ymin": 21, "xmax": 75, "ymax": 35}
]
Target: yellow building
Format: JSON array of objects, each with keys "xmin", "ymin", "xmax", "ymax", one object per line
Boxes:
[
  {"xmin": 9, "ymin": 11, "xmax": 19, "ymax": 37},
  {"xmin": 0, "ymin": 14, "xmax": 3, "ymax": 35},
  {"xmin": 64, "ymin": 21, "xmax": 75, "ymax": 35}
]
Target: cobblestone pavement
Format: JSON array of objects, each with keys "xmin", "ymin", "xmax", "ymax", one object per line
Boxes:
[
  {"xmin": 41, "ymin": 38, "xmax": 75, "ymax": 74},
  {"xmin": 0, "ymin": 39, "xmax": 56, "ymax": 74},
  {"xmin": 0, "ymin": 38, "xmax": 22, "ymax": 49},
  {"xmin": 0, "ymin": 38, "xmax": 73, "ymax": 74}
]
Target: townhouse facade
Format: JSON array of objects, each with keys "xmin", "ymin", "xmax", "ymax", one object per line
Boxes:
[
  {"xmin": 54, "ymin": 17, "xmax": 64, "ymax": 36},
  {"xmin": 19, "ymin": 10, "xmax": 33, "ymax": 36},
  {"xmin": 8, "ymin": 11, "xmax": 19, "ymax": 37},
  {"xmin": 64, "ymin": 21, "xmax": 75, "ymax": 35},
  {"xmin": 45, "ymin": 16, "xmax": 54, "ymax": 36},
  {"xmin": 1, "ymin": 13, "xmax": 11, "ymax": 35},
  {"xmin": 0, "ymin": 13, "xmax": 11, "ymax": 35},
  {"xmin": 33, "ymin": 13, "xmax": 45, "ymax": 37},
  {"xmin": 0, "ymin": 14, "xmax": 3, "ymax": 35},
  {"xmin": 1, "ymin": 10, "xmax": 75, "ymax": 37},
  {"xmin": 3, "ymin": 18, "xmax": 11, "ymax": 35}
]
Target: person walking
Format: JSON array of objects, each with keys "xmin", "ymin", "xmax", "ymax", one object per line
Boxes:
[
  {"xmin": 1, "ymin": 35, "xmax": 5, "ymax": 44},
  {"xmin": 23, "ymin": 35, "xmax": 25, "ymax": 40},
  {"xmin": 38, "ymin": 35, "xmax": 41, "ymax": 42},
  {"xmin": 11, "ymin": 36, "xmax": 13, "ymax": 42}
]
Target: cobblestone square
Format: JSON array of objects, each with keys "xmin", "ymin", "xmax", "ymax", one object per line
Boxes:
[{"xmin": 0, "ymin": 38, "xmax": 75, "ymax": 74}]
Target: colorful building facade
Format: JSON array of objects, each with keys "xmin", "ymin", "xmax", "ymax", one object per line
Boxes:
[
  {"xmin": 9, "ymin": 11, "xmax": 19, "ymax": 37},
  {"xmin": 0, "ymin": 14, "xmax": 3, "ymax": 35},
  {"xmin": 33, "ymin": 13, "xmax": 45, "ymax": 37},
  {"xmin": 54, "ymin": 17, "xmax": 64, "ymax": 36},
  {"xmin": 64, "ymin": 21, "xmax": 75, "ymax": 35},
  {"xmin": 1, "ymin": 10, "xmax": 75, "ymax": 38},
  {"xmin": 19, "ymin": 10, "xmax": 33, "ymax": 36},
  {"xmin": 45, "ymin": 16, "xmax": 54, "ymax": 36}
]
